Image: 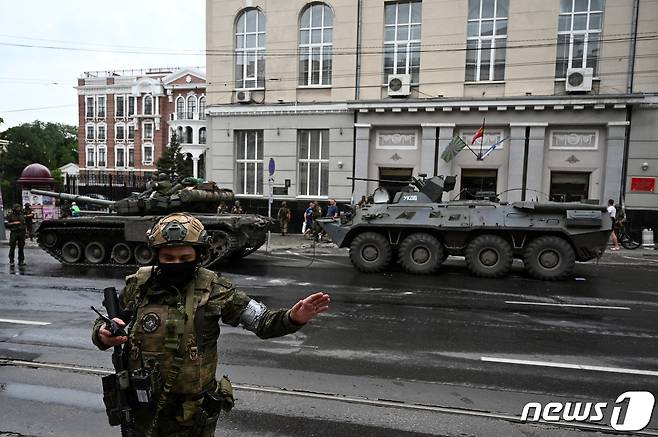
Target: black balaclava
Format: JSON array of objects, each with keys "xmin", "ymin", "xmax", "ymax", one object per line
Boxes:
[{"xmin": 156, "ymin": 247, "xmax": 200, "ymax": 288}]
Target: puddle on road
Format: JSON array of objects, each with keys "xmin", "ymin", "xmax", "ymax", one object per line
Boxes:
[{"xmin": 0, "ymin": 383, "xmax": 103, "ymax": 411}]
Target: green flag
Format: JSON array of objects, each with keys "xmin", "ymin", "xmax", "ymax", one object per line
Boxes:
[{"xmin": 441, "ymin": 135, "xmax": 467, "ymax": 162}]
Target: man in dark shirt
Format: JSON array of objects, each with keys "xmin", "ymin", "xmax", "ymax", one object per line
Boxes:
[{"xmin": 6, "ymin": 204, "xmax": 27, "ymax": 266}]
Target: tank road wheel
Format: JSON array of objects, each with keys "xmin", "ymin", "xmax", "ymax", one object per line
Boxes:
[
  {"xmin": 84, "ymin": 241, "xmax": 107, "ymax": 264},
  {"xmin": 111, "ymin": 242, "xmax": 132, "ymax": 265},
  {"xmin": 201, "ymin": 230, "xmax": 239, "ymax": 268},
  {"xmin": 398, "ymin": 233, "xmax": 443, "ymax": 275},
  {"xmin": 349, "ymin": 232, "xmax": 392, "ymax": 273},
  {"xmin": 61, "ymin": 241, "xmax": 83, "ymax": 263},
  {"xmin": 523, "ymin": 236, "xmax": 575, "ymax": 281},
  {"xmin": 40, "ymin": 231, "xmax": 58, "ymax": 249},
  {"xmin": 465, "ymin": 235, "xmax": 513, "ymax": 278},
  {"xmin": 134, "ymin": 244, "xmax": 155, "ymax": 265}
]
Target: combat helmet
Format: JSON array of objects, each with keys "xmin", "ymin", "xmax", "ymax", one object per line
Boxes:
[{"xmin": 147, "ymin": 212, "xmax": 208, "ymax": 248}]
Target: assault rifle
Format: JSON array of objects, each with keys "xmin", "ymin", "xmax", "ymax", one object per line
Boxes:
[{"xmin": 92, "ymin": 287, "xmax": 135, "ymax": 437}]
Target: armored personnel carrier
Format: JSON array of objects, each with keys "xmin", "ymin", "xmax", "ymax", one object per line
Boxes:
[
  {"xmin": 31, "ymin": 181, "xmax": 271, "ymax": 268},
  {"xmin": 318, "ymin": 176, "xmax": 612, "ymax": 280}
]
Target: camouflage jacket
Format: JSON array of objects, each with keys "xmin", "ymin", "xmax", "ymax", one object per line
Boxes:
[
  {"xmin": 92, "ymin": 266, "xmax": 303, "ymax": 395},
  {"xmin": 5, "ymin": 211, "xmax": 26, "ymax": 234}
]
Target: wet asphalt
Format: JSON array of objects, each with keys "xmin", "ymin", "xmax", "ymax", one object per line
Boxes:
[{"xmin": 0, "ymin": 243, "xmax": 657, "ymax": 436}]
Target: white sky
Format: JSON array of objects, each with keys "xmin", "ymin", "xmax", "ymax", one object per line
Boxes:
[{"xmin": 0, "ymin": 0, "xmax": 205, "ymax": 129}]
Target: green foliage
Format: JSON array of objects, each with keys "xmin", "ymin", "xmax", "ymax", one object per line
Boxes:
[
  {"xmin": 156, "ymin": 134, "xmax": 192, "ymax": 180},
  {"xmin": 0, "ymin": 120, "xmax": 78, "ymax": 206}
]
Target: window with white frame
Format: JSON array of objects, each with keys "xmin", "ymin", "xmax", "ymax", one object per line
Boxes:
[
  {"xmin": 235, "ymin": 8, "xmax": 266, "ymax": 89},
  {"xmin": 384, "ymin": 1, "xmax": 422, "ymax": 84},
  {"xmin": 127, "ymin": 124, "xmax": 135, "ymax": 141},
  {"xmin": 176, "ymin": 96, "xmax": 185, "ymax": 119},
  {"xmin": 115, "ymin": 95, "xmax": 125, "ymax": 118},
  {"xmin": 143, "ymin": 95, "xmax": 153, "ymax": 115},
  {"xmin": 97, "ymin": 96, "xmax": 106, "ymax": 118},
  {"xmin": 85, "ymin": 96, "xmax": 94, "ymax": 119},
  {"xmin": 97, "ymin": 124, "xmax": 106, "ymax": 142},
  {"xmin": 97, "ymin": 146, "xmax": 107, "ymax": 167},
  {"xmin": 298, "ymin": 129, "xmax": 329, "ymax": 197},
  {"xmin": 186, "ymin": 95, "xmax": 197, "ymax": 120},
  {"xmin": 235, "ymin": 130, "xmax": 263, "ymax": 195},
  {"xmin": 143, "ymin": 143, "xmax": 154, "ymax": 165},
  {"xmin": 127, "ymin": 146, "xmax": 135, "ymax": 168},
  {"xmin": 299, "ymin": 3, "xmax": 333, "ymax": 86},
  {"xmin": 556, "ymin": 0, "xmax": 603, "ymax": 77},
  {"xmin": 116, "ymin": 146, "xmax": 126, "ymax": 168},
  {"xmin": 198, "ymin": 96, "xmax": 206, "ymax": 120},
  {"xmin": 128, "ymin": 96, "xmax": 136, "ymax": 116},
  {"xmin": 143, "ymin": 122, "xmax": 153, "ymax": 141},
  {"xmin": 116, "ymin": 124, "xmax": 125, "ymax": 142},
  {"xmin": 466, "ymin": 0, "xmax": 508, "ymax": 82},
  {"xmin": 86, "ymin": 124, "xmax": 95, "ymax": 142},
  {"xmin": 86, "ymin": 147, "xmax": 95, "ymax": 167}
]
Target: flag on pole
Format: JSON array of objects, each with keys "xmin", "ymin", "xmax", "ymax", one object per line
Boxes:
[
  {"xmin": 471, "ymin": 124, "xmax": 485, "ymax": 145},
  {"xmin": 441, "ymin": 135, "xmax": 468, "ymax": 162},
  {"xmin": 480, "ymin": 137, "xmax": 507, "ymax": 160}
]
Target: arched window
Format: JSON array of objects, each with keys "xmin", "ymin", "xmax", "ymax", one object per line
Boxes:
[
  {"xmin": 199, "ymin": 127, "xmax": 207, "ymax": 144},
  {"xmin": 235, "ymin": 8, "xmax": 265, "ymax": 89},
  {"xmin": 185, "ymin": 126, "xmax": 193, "ymax": 144},
  {"xmin": 143, "ymin": 95, "xmax": 153, "ymax": 115},
  {"xmin": 187, "ymin": 95, "xmax": 197, "ymax": 120},
  {"xmin": 299, "ymin": 3, "xmax": 333, "ymax": 86},
  {"xmin": 198, "ymin": 96, "xmax": 206, "ymax": 120},
  {"xmin": 176, "ymin": 96, "xmax": 185, "ymax": 119}
]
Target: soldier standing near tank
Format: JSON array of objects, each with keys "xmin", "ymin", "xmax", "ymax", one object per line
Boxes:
[
  {"xmin": 23, "ymin": 203, "xmax": 34, "ymax": 241},
  {"xmin": 91, "ymin": 212, "xmax": 330, "ymax": 436},
  {"xmin": 277, "ymin": 201, "xmax": 291, "ymax": 236},
  {"xmin": 6, "ymin": 204, "xmax": 27, "ymax": 266},
  {"xmin": 231, "ymin": 200, "xmax": 243, "ymax": 214}
]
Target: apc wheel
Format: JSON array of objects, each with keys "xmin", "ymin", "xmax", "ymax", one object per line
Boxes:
[
  {"xmin": 85, "ymin": 241, "xmax": 107, "ymax": 264},
  {"xmin": 40, "ymin": 231, "xmax": 58, "ymax": 249},
  {"xmin": 134, "ymin": 244, "xmax": 155, "ymax": 265},
  {"xmin": 523, "ymin": 236, "xmax": 575, "ymax": 281},
  {"xmin": 465, "ymin": 235, "xmax": 513, "ymax": 278},
  {"xmin": 398, "ymin": 233, "xmax": 443, "ymax": 275},
  {"xmin": 349, "ymin": 232, "xmax": 392, "ymax": 273},
  {"xmin": 111, "ymin": 242, "xmax": 132, "ymax": 264},
  {"xmin": 61, "ymin": 241, "xmax": 83, "ymax": 263}
]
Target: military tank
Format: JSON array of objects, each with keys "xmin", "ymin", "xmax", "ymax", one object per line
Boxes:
[
  {"xmin": 30, "ymin": 181, "xmax": 272, "ymax": 268},
  {"xmin": 318, "ymin": 175, "xmax": 612, "ymax": 280}
]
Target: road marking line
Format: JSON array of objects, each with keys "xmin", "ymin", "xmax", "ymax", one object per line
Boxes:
[
  {"xmin": 505, "ymin": 301, "xmax": 631, "ymax": 310},
  {"xmin": 481, "ymin": 357, "xmax": 658, "ymax": 377},
  {"xmin": 0, "ymin": 318, "xmax": 51, "ymax": 326}
]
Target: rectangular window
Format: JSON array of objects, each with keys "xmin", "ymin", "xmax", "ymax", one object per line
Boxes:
[
  {"xmin": 97, "ymin": 96, "xmax": 106, "ymax": 118},
  {"xmin": 556, "ymin": 0, "xmax": 603, "ymax": 77},
  {"xmin": 128, "ymin": 146, "xmax": 135, "ymax": 167},
  {"xmin": 235, "ymin": 130, "xmax": 263, "ymax": 195},
  {"xmin": 298, "ymin": 130, "xmax": 329, "ymax": 197},
  {"xmin": 460, "ymin": 169, "xmax": 498, "ymax": 200},
  {"xmin": 116, "ymin": 125, "xmax": 125, "ymax": 142},
  {"xmin": 128, "ymin": 96, "xmax": 136, "ymax": 116},
  {"xmin": 97, "ymin": 125, "xmax": 106, "ymax": 142},
  {"xmin": 383, "ymin": 1, "xmax": 422, "ymax": 84},
  {"xmin": 115, "ymin": 95, "xmax": 125, "ymax": 118},
  {"xmin": 116, "ymin": 147, "xmax": 125, "ymax": 168},
  {"xmin": 143, "ymin": 122, "xmax": 153, "ymax": 140},
  {"xmin": 86, "ymin": 125, "xmax": 95, "ymax": 142},
  {"xmin": 143, "ymin": 144, "xmax": 154, "ymax": 165},
  {"xmin": 128, "ymin": 124, "xmax": 135, "ymax": 141},
  {"xmin": 86, "ymin": 147, "xmax": 95, "ymax": 167},
  {"xmin": 466, "ymin": 0, "xmax": 508, "ymax": 82},
  {"xmin": 85, "ymin": 96, "xmax": 94, "ymax": 119},
  {"xmin": 97, "ymin": 147, "xmax": 106, "ymax": 167}
]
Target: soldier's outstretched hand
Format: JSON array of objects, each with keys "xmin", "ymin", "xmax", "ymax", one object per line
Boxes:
[{"xmin": 290, "ymin": 292, "xmax": 331, "ymax": 325}]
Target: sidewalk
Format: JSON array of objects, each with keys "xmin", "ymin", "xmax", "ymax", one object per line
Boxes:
[{"xmin": 257, "ymin": 232, "xmax": 343, "ymax": 254}]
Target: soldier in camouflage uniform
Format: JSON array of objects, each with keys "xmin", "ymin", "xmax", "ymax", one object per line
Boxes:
[
  {"xmin": 92, "ymin": 212, "xmax": 330, "ymax": 436},
  {"xmin": 6, "ymin": 204, "xmax": 27, "ymax": 266}
]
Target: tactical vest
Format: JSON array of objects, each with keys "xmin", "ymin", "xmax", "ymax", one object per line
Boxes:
[{"xmin": 126, "ymin": 267, "xmax": 219, "ymax": 395}]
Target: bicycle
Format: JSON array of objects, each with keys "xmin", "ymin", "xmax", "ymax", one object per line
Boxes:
[{"xmin": 616, "ymin": 220, "xmax": 641, "ymax": 250}]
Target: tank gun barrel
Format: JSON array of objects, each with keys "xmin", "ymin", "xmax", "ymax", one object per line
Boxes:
[{"xmin": 30, "ymin": 189, "xmax": 115, "ymax": 207}]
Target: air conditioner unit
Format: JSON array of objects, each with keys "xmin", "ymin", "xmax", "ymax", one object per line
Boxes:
[
  {"xmin": 236, "ymin": 90, "xmax": 253, "ymax": 103},
  {"xmin": 387, "ymin": 74, "xmax": 411, "ymax": 97},
  {"xmin": 565, "ymin": 68, "xmax": 594, "ymax": 92}
]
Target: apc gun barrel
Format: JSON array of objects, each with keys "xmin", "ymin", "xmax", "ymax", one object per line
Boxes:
[
  {"xmin": 347, "ymin": 177, "xmax": 414, "ymax": 184},
  {"xmin": 30, "ymin": 189, "xmax": 115, "ymax": 206}
]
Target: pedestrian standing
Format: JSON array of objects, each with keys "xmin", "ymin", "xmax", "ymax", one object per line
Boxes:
[
  {"xmin": 607, "ymin": 199, "xmax": 621, "ymax": 251},
  {"xmin": 325, "ymin": 198, "xmax": 339, "ymax": 218},
  {"xmin": 91, "ymin": 212, "xmax": 330, "ymax": 436},
  {"xmin": 303, "ymin": 201, "xmax": 315, "ymax": 238},
  {"xmin": 6, "ymin": 204, "xmax": 27, "ymax": 266},
  {"xmin": 277, "ymin": 201, "xmax": 291, "ymax": 236},
  {"xmin": 23, "ymin": 203, "xmax": 34, "ymax": 241}
]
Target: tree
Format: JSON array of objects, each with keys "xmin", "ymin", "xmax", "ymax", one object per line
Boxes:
[
  {"xmin": 0, "ymin": 121, "xmax": 78, "ymax": 206},
  {"xmin": 156, "ymin": 134, "xmax": 192, "ymax": 179}
]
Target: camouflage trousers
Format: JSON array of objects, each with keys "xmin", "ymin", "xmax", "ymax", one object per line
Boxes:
[
  {"xmin": 132, "ymin": 404, "xmax": 219, "ymax": 437},
  {"xmin": 8, "ymin": 232, "xmax": 25, "ymax": 263},
  {"xmin": 279, "ymin": 220, "xmax": 289, "ymax": 235}
]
